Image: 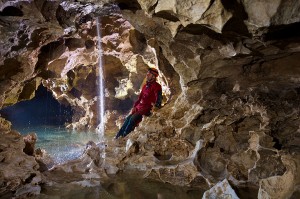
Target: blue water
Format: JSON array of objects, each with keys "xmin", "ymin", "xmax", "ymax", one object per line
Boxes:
[{"xmin": 16, "ymin": 126, "xmax": 101, "ymax": 165}]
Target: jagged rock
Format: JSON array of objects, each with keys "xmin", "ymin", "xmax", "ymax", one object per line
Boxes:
[
  {"xmin": 137, "ymin": 0, "xmax": 232, "ymax": 33},
  {"xmin": 0, "ymin": 129, "xmax": 41, "ymax": 197},
  {"xmin": 15, "ymin": 184, "xmax": 41, "ymax": 198},
  {"xmin": 1, "ymin": 0, "xmax": 300, "ymax": 198},
  {"xmin": 202, "ymin": 179, "xmax": 239, "ymax": 199},
  {"xmin": 23, "ymin": 133, "xmax": 37, "ymax": 156},
  {"xmin": 35, "ymin": 148, "xmax": 55, "ymax": 172},
  {"xmin": 125, "ymin": 139, "xmax": 139, "ymax": 156},
  {"xmin": 0, "ymin": 117, "xmax": 11, "ymax": 131},
  {"xmin": 0, "ymin": 1, "xmax": 64, "ymax": 108},
  {"xmin": 84, "ymin": 141, "xmax": 102, "ymax": 167},
  {"xmin": 242, "ymin": 0, "xmax": 300, "ymax": 32},
  {"xmin": 257, "ymin": 154, "xmax": 300, "ymax": 199},
  {"xmin": 41, "ymin": 140, "xmax": 108, "ymax": 187}
]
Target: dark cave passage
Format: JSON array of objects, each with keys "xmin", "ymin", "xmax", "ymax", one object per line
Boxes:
[{"xmin": 0, "ymin": 85, "xmax": 73, "ymax": 129}]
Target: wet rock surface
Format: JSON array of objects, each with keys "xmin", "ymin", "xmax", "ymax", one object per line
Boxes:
[{"xmin": 1, "ymin": 0, "xmax": 300, "ymax": 198}]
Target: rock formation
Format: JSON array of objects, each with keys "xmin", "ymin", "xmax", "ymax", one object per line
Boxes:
[
  {"xmin": 112, "ymin": 0, "xmax": 300, "ymax": 198},
  {"xmin": 0, "ymin": 118, "xmax": 41, "ymax": 197},
  {"xmin": 0, "ymin": 0, "xmax": 171, "ymax": 131},
  {"xmin": 1, "ymin": 0, "xmax": 300, "ymax": 198}
]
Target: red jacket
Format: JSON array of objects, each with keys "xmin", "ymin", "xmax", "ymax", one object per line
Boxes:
[{"xmin": 133, "ymin": 81, "xmax": 162, "ymax": 115}]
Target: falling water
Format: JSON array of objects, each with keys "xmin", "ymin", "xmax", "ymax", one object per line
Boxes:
[{"xmin": 96, "ymin": 17, "xmax": 105, "ymax": 138}]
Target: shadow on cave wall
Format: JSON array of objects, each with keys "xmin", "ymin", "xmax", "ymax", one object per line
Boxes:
[{"xmin": 0, "ymin": 85, "xmax": 73, "ymax": 129}]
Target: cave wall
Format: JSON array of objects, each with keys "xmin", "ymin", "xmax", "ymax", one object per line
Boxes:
[
  {"xmin": 0, "ymin": 0, "xmax": 174, "ymax": 131},
  {"xmin": 111, "ymin": 0, "xmax": 300, "ymax": 198},
  {"xmin": 1, "ymin": 0, "xmax": 300, "ymax": 198}
]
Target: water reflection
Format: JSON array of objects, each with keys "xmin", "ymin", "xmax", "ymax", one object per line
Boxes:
[
  {"xmin": 37, "ymin": 173, "xmax": 204, "ymax": 199},
  {"xmin": 103, "ymin": 174, "xmax": 205, "ymax": 199}
]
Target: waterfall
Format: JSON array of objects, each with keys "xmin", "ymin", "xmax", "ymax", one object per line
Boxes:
[{"xmin": 96, "ymin": 17, "xmax": 105, "ymax": 138}]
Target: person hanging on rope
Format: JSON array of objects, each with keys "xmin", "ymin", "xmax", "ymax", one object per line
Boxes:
[{"xmin": 115, "ymin": 67, "xmax": 162, "ymax": 139}]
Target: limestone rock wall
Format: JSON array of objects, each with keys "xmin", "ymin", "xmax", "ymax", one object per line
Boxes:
[
  {"xmin": 112, "ymin": 0, "xmax": 300, "ymax": 198},
  {"xmin": 0, "ymin": 0, "xmax": 62, "ymax": 107},
  {"xmin": 0, "ymin": 118, "xmax": 42, "ymax": 197},
  {"xmin": 1, "ymin": 0, "xmax": 300, "ymax": 198},
  {"xmin": 0, "ymin": 0, "xmax": 173, "ymax": 131},
  {"xmin": 41, "ymin": 9, "xmax": 172, "ymax": 131}
]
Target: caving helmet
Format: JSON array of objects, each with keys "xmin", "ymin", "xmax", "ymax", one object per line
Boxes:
[{"xmin": 148, "ymin": 67, "xmax": 159, "ymax": 77}]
